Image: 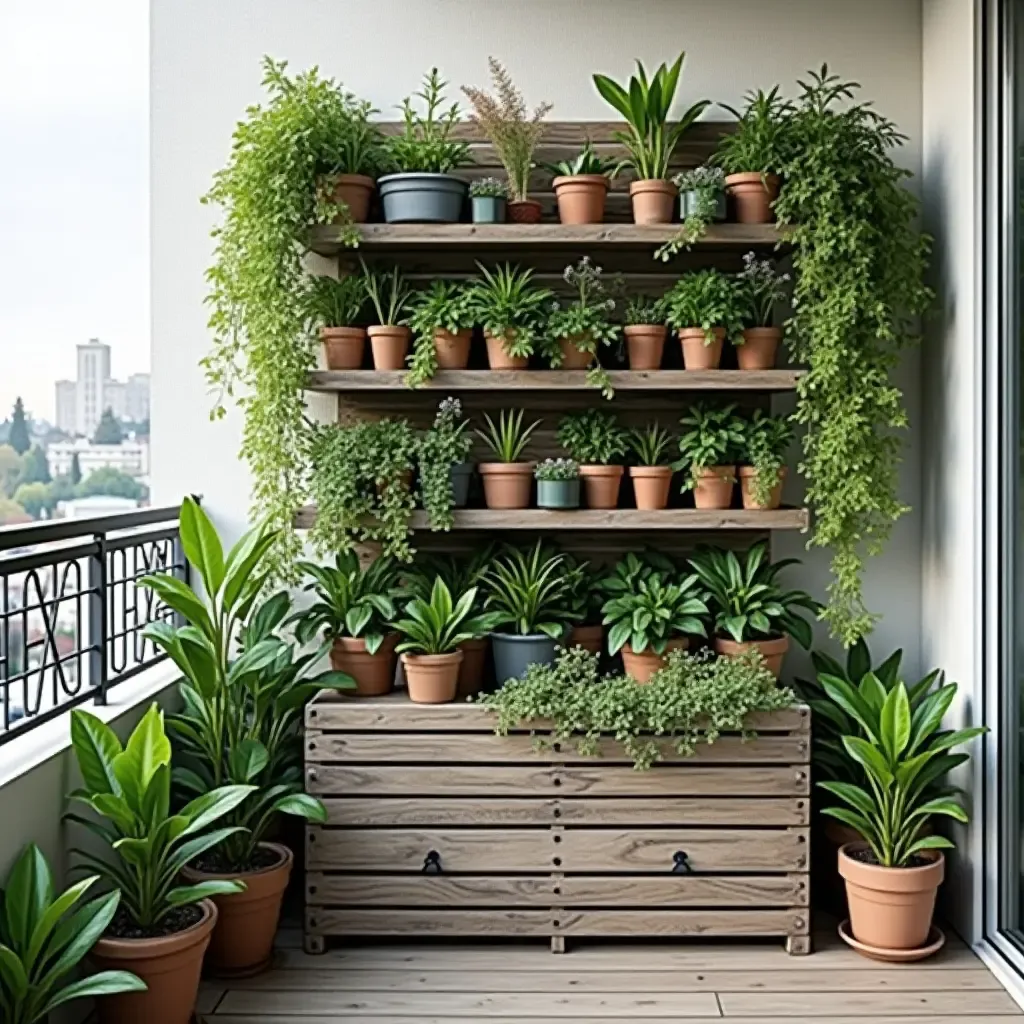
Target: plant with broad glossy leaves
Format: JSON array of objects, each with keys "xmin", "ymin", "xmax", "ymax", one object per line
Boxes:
[
  {"xmin": 665, "ymin": 269, "xmax": 746, "ymax": 343},
  {"xmin": 406, "ymin": 284, "xmax": 476, "ymax": 388},
  {"xmin": 393, "ymin": 578, "xmax": 499, "ymax": 655},
  {"xmin": 557, "ymin": 409, "xmax": 628, "ymax": 466},
  {"xmin": 602, "ymin": 572, "xmax": 708, "ymax": 655},
  {"xmin": 674, "ymin": 401, "xmax": 745, "ymax": 489}
]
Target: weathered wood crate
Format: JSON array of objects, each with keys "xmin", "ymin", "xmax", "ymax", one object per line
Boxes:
[{"xmin": 303, "ymin": 694, "xmax": 811, "ymax": 954}]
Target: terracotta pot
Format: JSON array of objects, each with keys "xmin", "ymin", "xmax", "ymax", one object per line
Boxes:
[
  {"xmin": 331, "ymin": 173, "xmax": 375, "ymax": 224},
  {"xmin": 558, "ymin": 334, "xmax": 594, "ymax": 369},
  {"xmin": 484, "ymin": 331, "xmax": 529, "ymax": 370},
  {"xmin": 624, "ymin": 324, "xmax": 666, "ymax": 370},
  {"xmin": 630, "ymin": 465, "xmax": 673, "ymax": 510},
  {"xmin": 458, "ymin": 637, "xmax": 488, "ymax": 697},
  {"xmin": 738, "ymin": 326, "xmax": 782, "ymax": 370},
  {"xmin": 179, "ymin": 843, "xmax": 291, "ymax": 977},
  {"xmin": 508, "ymin": 199, "xmax": 543, "ymax": 223},
  {"xmin": 320, "ymin": 326, "xmax": 366, "ymax": 370},
  {"xmin": 839, "ymin": 843, "xmax": 944, "ymax": 952},
  {"xmin": 89, "ymin": 899, "xmax": 217, "ymax": 1024},
  {"xmin": 569, "ymin": 623, "xmax": 603, "ymax": 654},
  {"xmin": 402, "ymin": 651, "xmax": 463, "ymax": 703},
  {"xmin": 622, "ymin": 638, "xmax": 689, "ymax": 683},
  {"xmin": 629, "ymin": 178, "xmax": 677, "ymax": 225},
  {"xmin": 714, "ymin": 633, "xmax": 789, "ymax": 678},
  {"xmin": 726, "ymin": 171, "xmax": 781, "ymax": 224},
  {"xmin": 478, "ymin": 462, "xmax": 535, "ymax": 509},
  {"xmin": 579, "ymin": 464, "xmax": 624, "ymax": 509},
  {"xmin": 739, "ymin": 465, "xmax": 787, "ymax": 511},
  {"xmin": 368, "ymin": 325, "xmax": 411, "ymax": 370},
  {"xmin": 329, "ymin": 633, "xmax": 399, "ymax": 696},
  {"xmin": 692, "ymin": 465, "xmax": 736, "ymax": 509},
  {"xmin": 552, "ymin": 174, "xmax": 609, "ymax": 224},
  {"xmin": 678, "ymin": 327, "xmax": 725, "ymax": 370},
  {"xmin": 434, "ymin": 328, "xmax": 472, "ymax": 369}
]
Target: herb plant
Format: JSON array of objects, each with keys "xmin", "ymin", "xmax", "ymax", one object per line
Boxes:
[
  {"xmin": 406, "ymin": 283, "xmax": 475, "ymax": 387},
  {"xmin": 738, "ymin": 251, "xmax": 790, "ymax": 327},
  {"xmin": 393, "ymin": 578, "xmax": 496, "ymax": 655},
  {"xmin": 321, "ymin": 95, "xmax": 389, "ymax": 178},
  {"xmin": 467, "ymin": 263, "xmax": 553, "ymax": 358},
  {"xmin": 602, "ymin": 572, "xmax": 708, "ymax": 655},
  {"xmin": 361, "ymin": 262, "xmax": 413, "ymax": 327},
  {"xmin": 418, "ymin": 397, "xmax": 473, "ymax": 531},
  {"xmin": 675, "ymin": 402, "xmax": 745, "ymax": 487},
  {"xmin": 476, "ymin": 408, "xmax": 540, "ymax": 463},
  {"xmin": 665, "ymin": 269, "xmax": 746, "ymax": 342},
  {"xmin": 544, "ymin": 141, "xmax": 617, "ymax": 178},
  {"xmin": 742, "ymin": 409, "xmax": 794, "ymax": 506},
  {"xmin": 483, "ymin": 541, "xmax": 573, "ymax": 638},
  {"xmin": 557, "ymin": 409, "xmax": 628, "ymax": 465},
  {"xmin": 715, "ymin": 86, "xmax": 795, "ymax": 175},
  {"xmin": 656, "ymin": 164, "xmax": 726, "ymax": 261},
  {"xmin": 628, "ymin": 422, "xmax": 673, "ymax": 466},
  {"xmin": 535, "ymin": 457, "xmax": 579, "ymax": 481},
  {"xmin": 306, "ymin": 275, "xmax": 366, "ymax": 329},
  {"xmin": 404, "ymin": 545, "xmax": 496, "ymax": 613},
  {"xmin": 624, "ymin": 294, "xmax": 668, "ymax": 326},
  {"xmin": 470, "ymin": 177, "xmax": 508, "ymax": 198},
  {"xmin": 388, "ymin": 68, "xmax": 471, "ymax": 174}
]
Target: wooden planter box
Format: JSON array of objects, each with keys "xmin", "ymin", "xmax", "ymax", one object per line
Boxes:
[{"xmin": 304, "ymin": 693, "xmax": 811, "ymax": 955}]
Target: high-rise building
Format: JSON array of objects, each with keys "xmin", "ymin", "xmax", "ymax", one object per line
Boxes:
[
  {"xmin": 54, "ymin": 380, "xmax": 76, "ymax": 434},
  {"xmin": 103, "ymin": 379, "xmax": 127, "ymax": 420},
  {"xmin": 75, "ymin": 338, "xmax": 111, "ymax": 437},
  {"xmin": 125, "ymin": 373, "xmax": 150, "ymax": 423}
]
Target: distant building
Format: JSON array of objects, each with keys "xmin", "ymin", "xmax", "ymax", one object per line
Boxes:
[
  {"xmin": 58, "ymin": 339, "xmax": 150, "ymax": 437},
  {"xmin": 76, "ymin": 338, "xmax": 110, "ymax": 437},
  {"xmin": 54, "ymin": 380, "xmax": 77, "ymax": 433},
  {"xmin": 57, "ymin": 495, "xmax": 140, "ymax": 519},
  {"xmin": 47, "ymin": 438, "xmax": 149, "ymax": 479},
  {"xmin": 126, "ymin": 373, "xmax": 150, "ymax": 423},
  {"xmin": 103, "ymin": 379, "xmax": 127, "ymax": 420}
]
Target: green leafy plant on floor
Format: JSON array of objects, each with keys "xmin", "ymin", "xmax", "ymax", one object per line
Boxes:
[
  {"xmin": 418, "ymin": 398, "xmax": 473, "ymax": 531},
  {"xmin": 656, "ymin": 165, "xmax": 726, "ymax": 261},
  {"xmin": 406, "ymin": 282, "xmax": 475, "ymax": 388},
  {"xmin": 742, "ymin": 409, "xmax": 794, "ymax": 507},
  {"xmin": 675, "ymin": 402, "xmax": 745, "ymax": 489},
  {"xmin": 467, "ymin": 264, "xmax": 553, "ymax": 359},
  {"xmin": 388, "ymin": 68, "xmax": 471, "ymax": 174},
  {"xmin": 557, "ymin": 409, "xmax": 628, "ymax": 466}
]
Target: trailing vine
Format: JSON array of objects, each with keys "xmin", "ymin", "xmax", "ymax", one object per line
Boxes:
[{"xmin": 417, "ymin": 398, "xmax": 472, "ymax": 532}]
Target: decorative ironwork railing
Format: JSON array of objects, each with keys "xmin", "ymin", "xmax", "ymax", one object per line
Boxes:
[{"xmin": 0, "ymin": 506, "xmax": 186, "ymax": 745}]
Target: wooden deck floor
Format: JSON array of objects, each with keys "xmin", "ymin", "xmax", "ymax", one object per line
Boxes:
[{"xmin": 197, "ymin": 924, "xmax": 1023, "ymax": 1023}]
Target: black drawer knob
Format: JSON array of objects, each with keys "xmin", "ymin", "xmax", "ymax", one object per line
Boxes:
[
  {"xmin": 422, "ymin": 849, "xmax": 443, "ymax": 874},
  {"xmin": 672, "ymin": 850, "xmax": 693, "ymax": 874}
]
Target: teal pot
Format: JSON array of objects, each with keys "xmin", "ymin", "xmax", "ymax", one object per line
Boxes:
[
  {"xmin": 450, "ymin": 461, "xmax": 474, "ymax": 508},
  {"xmin": 537, "ymin": 478, "xmax": 580, "ymax": 509},
  {"xmin": 378, "ymin": 173, "xmax": 467, "ymax": 223},
  {"xmin": 491, "ymin": 633, "xmax": 560, "ymax": 686},
  {"xmin": 680, "ymin": 189, "xmax": 727, "ymax": 222},
  {"xmin": 472, "ymin": 195, "xmax": 507, "ymax": 223}
]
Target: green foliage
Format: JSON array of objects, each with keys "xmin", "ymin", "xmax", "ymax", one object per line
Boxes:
[
  {"xmin": 393, "ymin": 578, "xmax": 497, "ymax": 655},
  {"xmin": 0, "ymin": 445, "xmax": 22, "ymax": 496},
  {"xmin": 628, "ymin": 422, "xmax": 673, "ymax": 467},
  {"xmin": 418, "ymin": 398, "xmax": 472, "ymax": 531},
  {"xmin": 675, "ymin": 401, "xmax": 745, "ymax": 487},
  {"xmin": 602, "ymin": 572, "xmax": 708, "ymax": 655},
  {"xmin": 714, "ymin": 86, "xmax": 795, "ymax": 175},
  {"xmin": 665, "ymin": 269, "xmax": 746, "ymax": 342},
  {"xmin": 624, "ymin": 294, "xmax": 668, "ymax": 326},
  {"xmin": 592, "ymin": 54, "xmax": 711, "ymax": 180},
  {"xmin": 597, "ymin": 550, "xmax": 679, "ymax": 604},
  {"xmin": 483, "ymin": 541, "xmax": 574, "ymax": 638},
  {"xmin": 742, "ymin": 409, "xmax": 794, "ymax": 506},
  {"xmin": 17, "ymin": 447, "xmax": 50, "ymax": 487},
  {"xmin": 319, "ymin": 94, "xmax": 388, "ymax": 177},
  {"xmin": 361, "ymin": 262, "xmax": 413, "ymax": 327},
  {"xmin": 737, "ymin": 251, "xmax": 790, "ymax": 327},
  {"xmin": 469, "ymin": 177, "xmax": 508, "ymax": 198},
  {"xmin": 535, "ymin": 457, "xmax": 578, "ymax": 481},
  {"xmin": 563, "ymin": 554, "xmax": 605, "ymax": 626},
  {"xmin": 480, "ymin": 645, "xmax": 795, "ymax": 770},
  {"xmin": 544, "ymin": 141, "xmax": 617, "ymax": 178},
  {"xmin": 69, "ymin": 452, "xmax": 81, "ymax": 486},
  {"xmin": 406, "ymin": 282, "xmax": 475, "ymax": 388},
  {"xmin": 306, "ymin": 275, "xmax": 366, "ymax": 329},
  {"xmin": 403, "ymin": 545, "xmax": 495, "ymax": 615},
  {"xmin": 92, "ymin": 409, "xmax": 123, "ymax": 446},
  {"xmin": 8, "ymin": 399, "xmax": 29, "ymax": 455},
  {"xmin": 557, "ymin": 409, "xmax": 628, "ymax": 466},
  {"xmin": 467, "ymin": 263, "xmax": 553, "ymax": 358},
  {"xmin": 12, "ymin": 483, "xmax": 51, "ymax": 520},
  {"xmin": 75, "ymin": 467, "xmax": 147, "ymax": 501},
  {"xmin": 656, "ymin": 165, "xmax": 726, "ymax": 261},
  {"xmin": 476, "ymin": 408, "xmax": 540, "ymax": 463},
  {"xmin": 389, "ymin": 68, "xmax": 471, "ymax": 174}
]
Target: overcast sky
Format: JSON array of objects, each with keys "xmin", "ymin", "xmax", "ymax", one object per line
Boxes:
[{"xmin": 0, "ymin": 1, "xmax": 148, "ymax": 424}]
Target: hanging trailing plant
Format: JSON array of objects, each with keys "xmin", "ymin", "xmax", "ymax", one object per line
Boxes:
[{"xmin": 418, "ymin": 398, "xmax": 472, "ymax": 532}]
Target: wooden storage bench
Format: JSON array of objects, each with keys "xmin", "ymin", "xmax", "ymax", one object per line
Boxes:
[{"xmin": 303, "ymin": 694, "xmax": 812, "ymax": 954}]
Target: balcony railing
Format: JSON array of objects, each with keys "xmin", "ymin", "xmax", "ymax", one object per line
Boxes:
[{"xmin": 0, "ymin": 505, "xmax": 186, "ymax": 745}]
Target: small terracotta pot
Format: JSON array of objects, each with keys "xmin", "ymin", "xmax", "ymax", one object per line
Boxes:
[
  {"xmin": 180, "ymin": 843, "xmax": 292, "ymax": 977},
  {"xmin": 434, "ymin": 328, "xmax": 472, "ymax": 369},
  {"xmin": 320, "ymin": 326, "xmax": 366, "ymax": 370},
  {"xmin": 558, "ymin": 334, "xmax": 594, "ymax": 369},
  {"xmin": 678, "ymin": 327, "xmax": 725, "ymax": 370},
  {"xmin": 630, "ymin": 465, "xmax": 673, "ymax": 510},
  {"xmin": 485, "ymin": 331, "xmax": 529, "ymax": 370},
  {"xmin": 839, "ymin": 843, "xmax": 944, "ymax": 952},
  {"xmin": 692, "ymin": 465, "xmax": 736, "ymax": 509},
  {"xmin": 457, "ymin": 637, "xmax": 488, "ymax": 697},
  {"xmin": 331, "ymin": 173, "xmax": 375, "ymax": 224},
  {"xmin": 368, "ymin": 325, "xmax": 411, "ymax": 370},
  {"xmin": 738, "ymin": 326, "xmax": 782, "ymax": 370},
  {"xmin": 624, "ymin": 325, "xmax": 666, "ymax": 370},
  {"xmin": 629, "ymin": 179, "xmax": 677, "ymax": 225},
  {"xmin": 714, "ymin": 633, "xmax": 789, "ymax": 678},
  {"xmin": 90, "ymin": 900, "xmax": 217, "ymax": 1024},
  {"xmin": 726, "ymin": 171, "xmax": 780, "ymax": 224},
  {"xmin": 329, "ymin": 633, "xmax": 399, "ymax": 696},
  {"xmin": 622, "ymin": 638, "xmax": 688, "ymax": 683},
  {"xmin": 579, "ymin": 464, "xmax": 624, "ymax": 509},
  {"xmin": 508, "ymin": 199, "xmax": 543, "ymax": 223},
  {"xmin": 739, "ymin": 465, "xmax": 787, "ymax": 510},
  {"xmin": 478, "ymin": 462, "xmax": 535, "ymax": 509},
  {"xmin": 402, "ymin": 651, "xmax": 463, "ymax": 704},
  {"xmin": 569, "ymin": 623, "xmax": 603, "ymax": 655},
  {"xmin": 552, "ymin": 174, "xmax": 609, "ymax": 224}
]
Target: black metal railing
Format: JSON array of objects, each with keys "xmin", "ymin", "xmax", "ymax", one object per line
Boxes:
[{"xmin": 0, "ymin": 505, "xmax": 187, "ymax": 745}]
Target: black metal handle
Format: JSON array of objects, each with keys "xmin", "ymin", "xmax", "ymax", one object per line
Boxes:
[
  {"xmin": 672, "ymin": 850, "xmax": 693, "ymax": 874},
  {"xmin": 422, "ymin": 849, "xmax": 442, "ymax": 874}
]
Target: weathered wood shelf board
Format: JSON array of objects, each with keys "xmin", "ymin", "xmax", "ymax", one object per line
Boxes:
[{"xmin": 303, "ymin": 694, "xmax": 812, "ymax": 955}]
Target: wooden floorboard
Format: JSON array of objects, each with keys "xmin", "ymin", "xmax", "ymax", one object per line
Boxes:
[{"xmin": 208, "ymin": 1019, "xmax": 1024, "ymax": 1024}]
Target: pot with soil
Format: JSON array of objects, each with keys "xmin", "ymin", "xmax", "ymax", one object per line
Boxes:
[
  {"xmin": 378, "ymin": 172, "xmax": 466, "ymax": 223},
  {"xmin": 508, "ymin": 198, "xmax": 543, "ymax": 223},
  {"xmin": 450, "ymin": 461, "xmax": 474, "ymax": 507},
  {"xmin": 401, "ymin": 651, "xmax": 463, "ymax": 704},
  {"xmin": 485, "ymin": 330, "xmax": 529, "ymax": 370},
  {"xmin": 491, "ymin": 632, "xmax": 560, "ymax": 686},
  {"xmin": 629, "ymin": 179, "xmax": 677, "ymax": 225},
  {"xmin": 630, "ymin": 465, "xmax": 673, "ymax": 510},
  {"xmin": 478, "ymin": 462, "xmax": 535, "ymax": 509},
  {"xmin": 320, "ymin": 327, "xmax": 366, "ymax": 370},
  {"xmin": 569, "ymin": 623, "xmax": 603, "ymax": 654},
  {"xmin": 622, "ymin": 638, "xmax": 689, "ymax": 684},
  {"xmin": 624, "ymin": 324, "xmax": 666, "ymax": 370},
  {"xmin": 692, "ymin": 465, "xmax": 736, "ymax": 510},
  {"xmin": 368, "ymin": 325, "xmax": 411, "ymax": 370},
  {"xmin": 579, "ymin": 464, "xmax": 624, "ymax": 509},
  {"xmin": 329, "ymin": 633, "xmax": 399, "ymax": 695},
  {"xmin": 457, "ymin": 637, "xmax": 489, "ymax": 697},
  {"xmin": 331, "ymin": 174, "xmax": 376, "ymax": 223},
  {"xmin": 738, "ymin": 326, "xmax": 782, "ymax": 370},
  {"xmin": 714, "ymin": 633, "xmax": 789, "ymax": 678},
  {"xmin": 739, "ymin": 465, "xmax": 786, "ymax": 510},
  {"xmin": 725, "ymin": 172, "xmax": 780, "ymax": 224},
  {"xmin": 553, "ymin": 174, "xmax": 609, "ymax": 224},
  {"xmin": 678, "ymin": 327, "xmax": 725, "ymax": 370}
]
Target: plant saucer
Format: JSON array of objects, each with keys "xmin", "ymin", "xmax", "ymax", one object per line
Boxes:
[{"xmin": 838, "ymin": 918, "xmax": 945, "ymax": 963}]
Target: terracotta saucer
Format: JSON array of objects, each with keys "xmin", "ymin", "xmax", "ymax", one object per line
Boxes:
[{"xmin": 838, "ymin": 919, "xmax": 946, "ymax": 962}]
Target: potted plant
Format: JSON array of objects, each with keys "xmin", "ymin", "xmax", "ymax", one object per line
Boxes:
[
  {"xmin": 545, "ymin": 141, "xmax": 617, "ymax": 224},
  {"xmin": 737, "ymin": 252, "xmax": 790, "ymax": 370},
  {"xmin": 307, "ymin": 275, "xmax": 367, "ymax": 370},
  {"xmin": 557, "ymin": 409, "xmax": 629, "ymax": 510},
  {"xmin": 462, "ymin": 58, "xmax": 552, "ymax": 223},
  {"xmin": 535, "ymin": 458, "xmax": 580, "ymax": 509},
  {"xmin": 475, "ymin": 408, "xmax": 540, "ymax": 509},
  {"xmin": 294, "ymin": 551, "xmax": 402, "ymax": 695},
  {"xmin": 820, "ymin": 680, "xmax": 985, "ymax": 956},
  {"xmin": 675, "ymin": 402, "xmax": 745, "ymax": 509},
  {"xmin": 715, "ymin": 86, "xmax": 794, "ymax": 224},
  {"xmin": 593, "ymin": 54, "xmax": 710, "ymax": 224},
  {"xmin": 467, "ymin": 263, "xmax": 553, "ymax": 369},
  {"xmin": 740, "ymin": 409, "xmax": 794, "ymax": 510},
  {"xmin": 665, "ymin": 269, "xmax": 745, "ymax": 370},
  {"xmin": 362, "ymin": 262, "xmax": 413, "ymax": 370},
  {"xmin": 419, "ymin": 397, "xmax": 474, "ymax": 527},
  {"xmin": 628, "ymin": 422, "xmax": 674, "ymax": 510},
  {"xmin": 407, "ymin": 283, "xmax": 475, "ymax": 387},
  {"xmin": 483, "ymin": 541, "xmax": 573, "ymax": 685},
  {"xmin": 320, "ymin": 95, "xmax": 389, "ymax": 223},
  {"xmin": 689, "ymin": 541, "xmax": 819, "ymax": 677},
  {"xmin": 655, "ymin": 164, "xmax": 727, "ymax": 262},
  {"xmin": 623, "ymin": 294, "xmax": 668, "ymax": 370},
  {"xmin": 469, "ymin": 177, "xmax": 508, "ymax": 223},
  {"xmin": 602, "ymin": 570, "xmax": 708, "ymax": 683},
  {"xmin": 563, "ymin": 555, "xmax": 604, "ymax": 654},
  {"xmin": 379, "ymin": 68, "xmax": 471, "ymax": 223},
  {"xmin": 68, "ymin": 705, "xmax": 252, "ymax": 1024},
  {"xmin": 0, "ymin": 845, "xmax": 145, "ymax": 1024}
]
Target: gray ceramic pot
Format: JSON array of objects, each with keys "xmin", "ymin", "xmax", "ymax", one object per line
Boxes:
[
  {"xmin": 450, "ymin": 461, "xmax": 474, "ymax": 508},
  {"xmin": 491, "ymin": 633, "xmax": 560, "ymax": 686},
  {"xmin": 536, "ymin": 478, "xmax": 580, "ymax": 509},
  {"xmin": 681, "ymin": 189, "xmax": 727, "ymax": 222},
  {"xmin": 378, "ymin": 173, "xmax": 467, "ymax": 223},
  {"xmin": 471, "ymin": 195, "xmax": 507, "ymax": 223}
]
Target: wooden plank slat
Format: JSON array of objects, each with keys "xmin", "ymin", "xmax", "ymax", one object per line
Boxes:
[
  {"xmin": 718, "ymin": 989, "xmax": 1020, "ymax": 1017},
  {"xmin": 204, "ymin": 1018, "xmax": 1024, "ymax": 1024},
  {"xmin": 551, "ymin": 909, "xmax": 807, "ymax": 939},
  {"xmin": 305, "ymin": 908, "xmax": 553, "ymax": 939}
]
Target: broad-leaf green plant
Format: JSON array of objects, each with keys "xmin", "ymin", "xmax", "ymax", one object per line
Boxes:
[
  {"xmin": 665, "ymin": 269, "xmax": 746, "ymax": 343},
  {"xmin": 393, "ymin": 578, "xmax": 498, "ymax": 655},
  {"xmin": 406, "ymin": 283, "xmax": 476, "ymax": 388},
  {"xmin": 557, "ymin": 409, "xmax": 628, "ymax": 466},
  {"xmin": 483, "ymin": 542, "xmax": 574, "ymax": 638},
  {"xmin": 674, "ymin": 401, "xmax": 745, "ymax": 489},
  {"xmin": 602, "ymin": 572, "xmax": 708, "ymax": 655}
]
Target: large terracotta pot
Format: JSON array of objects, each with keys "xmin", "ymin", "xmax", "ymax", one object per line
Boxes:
[
  {"xmin": 368, "ymin": 325, "xmax": 411, "ymax": 370},
  {"xmin": 552, "ymin": 174, "xmax": 609, "ymax": 224},
  {"xmin": 692, "ymin": 465, "xmax": 736, "ymax": 509},
  {"xmin": 569, "ymin": 623, "xmax": 603, "ymax": 654},
  {"xmin": 402, "ymin": 651, "xmax": 462, "ymax": 704},
  {"xmin": 320, "ymin": 326, "xmax": 366, "ymax": 370},
  {"xmin": 739, "ymin": 466, "xmax": 787, "ymax": 511},
  {"xmin": 329, "ymin": 633, "xmax": 398, "ymax": 695},
  {"xmin": 457, "ymin": 637, "xmax": 488, "ymax": 697},
  {"xmin": 579, "ymin": 464, "xmax": 624, "ymax": 509},
  {"xmin": 624, "ymin": 325, "xmax": 666, "ymax": 370},
  {"xmin": 629, "ymin": 179, "xmax": 677, "ymax": 225},
  {"xmin": 714, "ymin": 633, "xmax": 789, "ymax": 678},
  {"xmin": 484, "ymin": 331, "xmax": 529, "ymax": 370},
  {"xmin": 90, "ymin": 900, "xmax": 217, "ymax": 1024},
  {"xmin": 434, "ymin": 328, "xmax": 472, "ymax": 369},
  {"xmin": 331, "ymin": 173, "xmax": 375, "ymax": 223},
  {"xmin": 180, "ymin": 843, "xmax": 292, "ymax": 977},
  {"xmin": 726, "ymin": 171, "xmax": 780, "ymax": 224},
  {"xmin": 738, "ymin": 326, "xmax": 782, "ymax": 370},
  {"xmin": 557, "ymin": 334, "xmax": 594, "ymax": 369},
  {"xmin": 478, "ymin": 462, "xmax": 535, "ymax": 508},
  {"xmin": 630, "ymin": 466, "xmax": 673, "ymax": 510},
  {"xmin": 678, "ymin": 327, "xmax": 725, "ymax": 370},
  {"xmin": 508, "ymin": 199, "xmax": 543, "ymax": 223},
  {"xmin": 839, "ymin": 843, "xmax": 944, "ymax": 952},
  {"xmin": 622, "ymin": 638, "xmax": 688, "ymax": 683}
]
